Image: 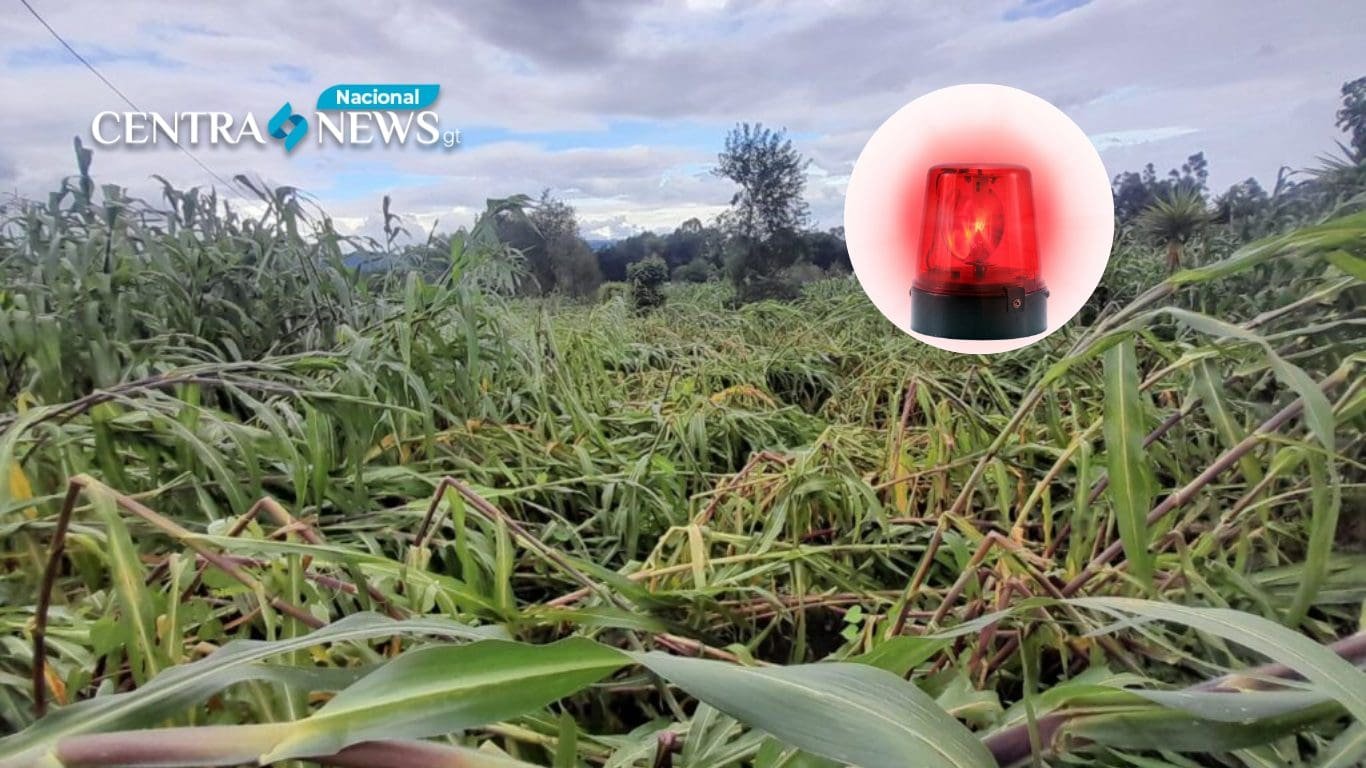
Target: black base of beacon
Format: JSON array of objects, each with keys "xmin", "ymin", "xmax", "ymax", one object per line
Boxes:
[{"xmin": 910, "ymin": 286, "xmax": 1047, "ymax": 340}]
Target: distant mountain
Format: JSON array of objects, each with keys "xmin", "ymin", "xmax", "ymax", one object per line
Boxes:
[
  {"xmin": 342, "ymin": 252, "xmax": 400, "ymax": 273},
  {"xmin": 585, "ymin": 238, "xmax": 617, "ymax": 250}
]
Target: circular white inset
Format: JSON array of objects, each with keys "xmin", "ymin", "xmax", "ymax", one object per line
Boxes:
[{"xmin": 844, "ymin": 83, "xmax": 1114, "ymax": 353}]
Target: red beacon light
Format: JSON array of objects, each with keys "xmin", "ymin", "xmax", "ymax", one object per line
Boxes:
[{"xmin": 911, "ymin": 164, "xmax": 1047, "ymax": 339}]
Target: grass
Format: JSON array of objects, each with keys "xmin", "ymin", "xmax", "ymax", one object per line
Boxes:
[{"xmin": 0, "ymin": 158, "xmax": 1363, "ymax": 767}]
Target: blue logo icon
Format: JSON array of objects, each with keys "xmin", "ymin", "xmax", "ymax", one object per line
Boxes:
[{"xmin": 268, "ymin": 102, "xmax": 307, "ymax": 152}]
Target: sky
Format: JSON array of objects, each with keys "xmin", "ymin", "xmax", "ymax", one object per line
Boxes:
[{"xmin": 1, "ymin": 0, "xmax": 1363, "ymax": 242}]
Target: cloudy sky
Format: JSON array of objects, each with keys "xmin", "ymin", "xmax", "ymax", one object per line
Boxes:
[{"xmin": 2, "ymin": 0, "xmax": 1362, "ymax": 240}]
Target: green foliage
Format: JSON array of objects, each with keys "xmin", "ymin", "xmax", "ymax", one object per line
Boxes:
[
  {"xmin": 714, "ymin": 123, "xmax": 813, "ymax": 302},
  {"xmin": 595, "ymin": 280, "xmax": 629, "ymax": 302},
  {"xmin": 724, "ymin": 229, "xmax": 809, "ymax": 302},
  {"xmin": 0, "ymin": 143, "xmax": 1363, "ymax": 768},
  {"xmin": 1101, "ymin": 339, "xmax": 1155, "ymax": 588},
  {"xmin": 4, "ymin": 601, "xmax": 1364, "ymax": 768},
  {"xmin": 671, "ymin": 257, "xmax": 717, "ymax": 283},
  {"xmin": 483, "ymin": 190, "xmax": 600, "ymax": 298},
  {"xmin": 1336, "ymin": 75, "xmax": 1366, "ymax": 157},
  {"xmin": 1138, "ymin": 185, "xmax": 1211, "ymax": 272},
  {"xmin": 714, "ymin": 122, "xmax": 809, "ymax": 242},
  {"xmin": 599, "ymin": 223, "xmax": 843, "ymax": 293},
  {"xmin": 1111, "ymin": 152, "xmax": 1209, "ymax": 222},
  {"xmin": 262, "ymin": 637, "xmax": 627, "ymax": 762},
  {"xmin": 0, "ymin": 176, "xmax": 353, "ymax": 404},
  {"xmin": 803, "ymin": 227, "xmax": 851, "ymax": 272},
  {"xmin": 626, "ymin": 254, "xmax": 667, "ymax": 311},
  {"xmin": 1112, "ymin": 75, "xmax": 1366, "ymax": 239}
]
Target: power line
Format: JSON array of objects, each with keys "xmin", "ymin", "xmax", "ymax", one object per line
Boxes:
[{"xmin": 17, "ymin": 0, "xmax": 247, "ymax": 195}]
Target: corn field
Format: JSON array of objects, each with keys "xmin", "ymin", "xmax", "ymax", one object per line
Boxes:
[{"xmin": 0, "ymin": 150, "xmax": 1363, "ymax": 768}]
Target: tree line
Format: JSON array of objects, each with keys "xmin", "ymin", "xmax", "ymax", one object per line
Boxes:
[
  {"xmin": 458, "ymin": 75, "xmax": 1365, "ymax": 306},
  {"xmin": 1117, "ymin": 76, "xmax": 1365, "ymax": 273},
  {"xmin": 483, "ymin": 121, "xmax": 849, "ymax": 305}
]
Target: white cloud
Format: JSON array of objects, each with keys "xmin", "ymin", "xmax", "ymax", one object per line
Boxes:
[{"xmin": 1089, "ymin": 127, "xmax": 1200, "ymax": 152}]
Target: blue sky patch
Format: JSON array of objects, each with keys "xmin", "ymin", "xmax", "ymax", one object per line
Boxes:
[
  {"xmin": 1003, "ymin": 0, "xmax": 1092, "ymax": 21},
  {"xmin": 140, "ymin": 22, "xmax": 226, "ymax": 42},
  {"xmin": 8, "ymin": 43, "xmax": 184, "ymax": 70},
  {"xmin": 269, "ymin": 63, "xmax": 313, "ymax": 84},
  {"xmin": 460, "ymin": 119, "xmax": 819, "ymax": 154},
  {"xmin": 324, "ymin": 167, "xmax": 442, "ymax": 202},
  {"xmin": 461, "ymin": 120, "xmax": 722, "ymax": 151}
]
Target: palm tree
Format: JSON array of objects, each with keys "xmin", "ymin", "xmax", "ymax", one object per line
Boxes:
[
  {"xmin": 1138, "ymin": 186, "xmax": 1210, "ymax": 272},
  {"xmin": 1305, "ymin": 143, "xmax": 1366, "ymax": 209}
]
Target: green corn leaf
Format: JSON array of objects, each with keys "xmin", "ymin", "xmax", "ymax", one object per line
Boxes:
[
  {"xmin": 88, "ymin": 486, "xmax": 160, "ymax": 686},
  {"xmin": 194, "ymin": 534, "xmax": 500, "ymax": 615},
  {"xmin": 554, "ymin": 711, "xmax": 578, "ymax": 768},
  {"xmin": 262, "ymin": 637, "xmax": 628, "ymax": 762},
  {"xmin": 1286, "ymin": 451, "xmax": 1342, "ymax": 625},
  {"xmin": 1190, "ymin": 358, "xmax": 1262, "ymax": 486},
  {"xmin": 634, "ymin": 651, "xmax": 996, "ymax": 768},
  {"xmin": 1072, "ymin": 598, "xmax": 1366, "ymax": 724},
  {"xmin": 1102, "ymin": 338, "xmax": 1154, "ymax": 588},
  {"xmin": 40, "ymin": 726, "xmax": 545, "ymax": 768},
  {"xmin": 1165, "ymin": 307, "xmax": 1334, "ymax": 448},
  {"xmin": 1317, "ymin": 721, "xmax": 1366, "ymax": 768},
  {"xmin": 1062, "ymin": 699, "xmax": 1343, "ymax": 752},
  {"xmin": 1128, "ymin": 688, "xmax": 1333, "ymax": 722},
  {"xmin": 851, "ymin": 635, "xmax": 952, "ymax": 676},
  {"xmin": 0, "ymin": 613, "xmax": 496, "ymax": 765},
  {"xmin": 1324, "ymin": 249, "xmax": 1366, "ymax": 282}
]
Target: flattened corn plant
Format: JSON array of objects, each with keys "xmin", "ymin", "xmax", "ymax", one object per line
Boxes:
[{"xmin": 0, "ymin": 152, "xmax": 1364, "ymax": 768}]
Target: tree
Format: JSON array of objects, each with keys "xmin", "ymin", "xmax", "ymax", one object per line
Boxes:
[
  {"xmin": 1138, "ymin": 186, "xmax": 1209, "ymax": 273},
  {"xmin": 1112, "ymin": 164, "xmax": 1158, "ymax": 222},
  {"xmin": 722, "ymin": 226, "xmax": 808, "ymax": 301},
  {"xmin": 661, "ymin": 217, "xmax": 710, "ymax": 270},
  {"xmin": 526, "ymin": 190, "xmax": 577, "ymax": 294},
  {"xmin": 1336, "ymin": 76, "xmax": 1366, "ymax": 157},
  {"xmin": 1112, "ymin": 154, "xmax": 1209, "ymax": 224},
  {"xmin": 626, "ymin": 254, "xmax": 667, "ymax": 311},
  {"xmin": 489, "ymin": 205, "xmax": 543, "ymax": 293},
  {"xmin": 1168, "ymin": 152, "xmax": 1209, "ymax": 194},
  {"xmin": 1213, "ymin": 177, "xmax": 1270, "ymax": 239},
  {"xmin": 714, "ymin": 123, "xmax": 809, "ymax": 241},
  {"xmin": 672, "ymin": 257, "xmax": 717, "ymax": 283},
  {"xmin": 713, "ymin": 123, "xmax": 810, "ymax": 301},
  {"xmin": 1304, "ymin": 77, "xmax": 1366, "ymax": 204},
  {"xmin": 548, "ymin": 232, "xmax": 602, "ymax": 299},
  {"xmin": 596, "ymin": 231, "xmax": 665, "ymax": 282},
  {"xmin": 492, "ymin": 190, "xmax": 600, "ymax": 297},
  {"xmin": 803, "ymin": 228, "xmax": 850, "ymax": 272}
]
